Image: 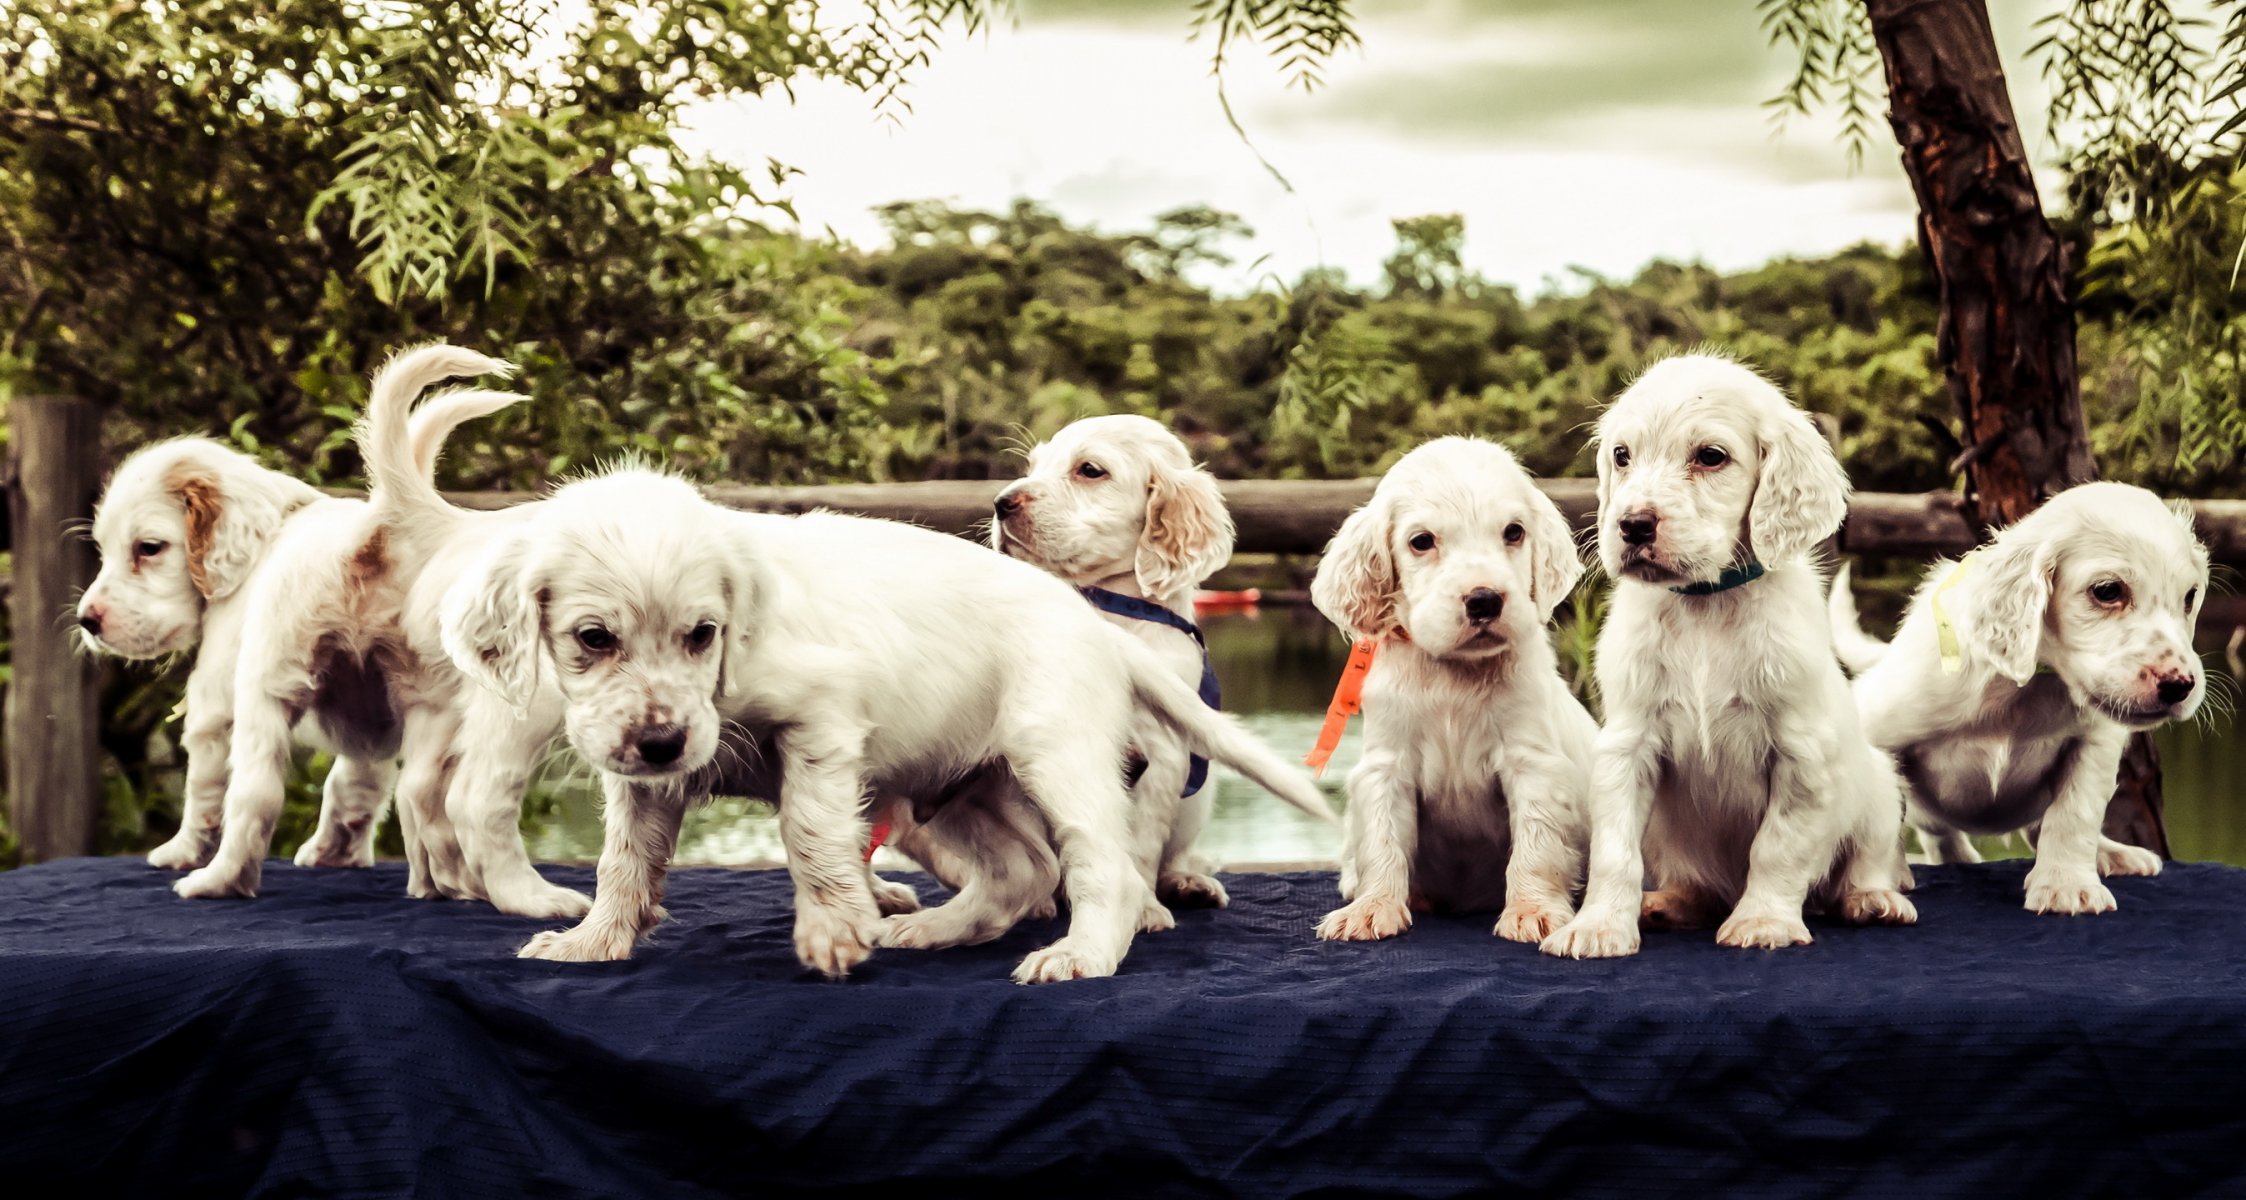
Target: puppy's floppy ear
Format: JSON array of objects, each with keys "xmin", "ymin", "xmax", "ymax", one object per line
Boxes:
[
  {"xmin": 1964, "ymin": 532, "xmax": 2055, "ymax": 684},
  {"xmin": 715, "ymin": 549, "xmax": 769, "ymax": 707},
  {"xmin": 1525, "ymin": 486, "xmax": 1586, "ymax": 623},
  {"xmin": 441, "ymin": 534, "xmax": 542, "ymax": 702},
  {"xmin": 170, "ymin": 465, "xmax": 304, "ymax": 600},
  {"xmin": 1136, "ymin": 462, "xmax": 1235, "ymax": 599},
  {"xmin": 1748, "ymin": 402, "xmax": 1850, "ymax": 564},
  {"xmin": 1312, "ymin": 493, "xmax": 1398, "ymax": 640}
]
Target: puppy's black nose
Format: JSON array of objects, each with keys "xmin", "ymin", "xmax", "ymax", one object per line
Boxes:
[
  {"xmin": 2157, "ymin": 677, "xmax": 2195, "ymax": 706},
  {"xmin": 1618, "ymin": 511, "xmax": 1659, "ymax": 546},
  {"xmin": 1464, "ymin": 588, "xmax": 1504, "ymax": 624},
  {"xmin": 993, "ymin": 491, "xmax": 1025, "ymax": 520},
  {"xmin": 77, "ymin": 612, "xmax": 102, "ymax": 637},
  {"xmin": 636, "ymin": 725, "xmax": 688, "ymax": 766}
]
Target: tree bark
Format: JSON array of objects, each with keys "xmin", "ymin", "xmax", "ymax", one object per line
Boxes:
[
  {"xmin": 6, "ymin": 396, "xmax": 104, "ymax": 862},
  {"xmin": 1864, "ymin": 0, "xmax": 2167, "ymax": 856}
]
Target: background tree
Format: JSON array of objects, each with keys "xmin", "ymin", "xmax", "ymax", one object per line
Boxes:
[
  {"xmin": 1768, "ymin": 0, "xmax": 2246, "ymax": 853},
  {"xmin": 1382, "ymin": 214, "xmax": 1469, "ymax": 300}
]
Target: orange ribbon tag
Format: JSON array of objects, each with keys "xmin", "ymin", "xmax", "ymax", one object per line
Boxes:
[
  {"xmin": 865, "ymin": 819, "xmax": 892, "ymax": 863},
  {"xmin": 1306, "ymin": 639, "xmax": 1380, "ymax": 776}
]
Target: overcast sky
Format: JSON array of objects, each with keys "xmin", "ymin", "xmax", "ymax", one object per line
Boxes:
[{"xmin": 679, "ymin": 1, "xmax": 2070, "ymax": 293}]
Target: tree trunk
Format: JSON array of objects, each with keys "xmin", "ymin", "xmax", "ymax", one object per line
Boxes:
[{"xmin": 1864, "ymin": 0, "xmax": 2168, "ymax": 855}]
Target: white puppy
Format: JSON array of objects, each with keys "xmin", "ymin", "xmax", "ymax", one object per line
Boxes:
[
  {"xmin": 79, "ymin": 385, "xmax": 507, "ymax": 878},
  {"xmin": 991, "ymin": 413, "xmax": 1240, "ymax": 909},
  {"xmin": 442, "ymin": 470, "xmax": 1335, "ymax": 983},
  {"xmin": 1306, "ymin": 437, "xmax": 1596, "ymax": 944},
  {"xmin": 1543, "ymin": 354, "xmax": 1916, "ymax": 958},
  {"xmin": 157, "ymin": 348, "xmax": 522, "ymax": 901},
  {"xmin": 1829, "ymin": 482, "xmax": 2207, "ymax": 914}
]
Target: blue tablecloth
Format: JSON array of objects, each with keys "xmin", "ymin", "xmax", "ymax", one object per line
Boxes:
[{"xmin": 2, "ymin": 856, "xmax": 2243, "ymax": 1198}]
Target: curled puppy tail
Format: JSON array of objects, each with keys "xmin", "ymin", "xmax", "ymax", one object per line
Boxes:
[
  {"xmin": 1828, "ymin": 563, "xmax": 1887, "ymax": 675},
  {"xmin": 359, "ymin": 343, "xmax": 521, "ymax": 528},
  {"xmin": 1114, "ymin": 631, "xmax": 1338, "ymax": 824}
]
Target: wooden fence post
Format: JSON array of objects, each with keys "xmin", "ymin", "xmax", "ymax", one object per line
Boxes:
[{"xmin": 7, "ymin": 396, "xmax": 102, "ymax": 861}]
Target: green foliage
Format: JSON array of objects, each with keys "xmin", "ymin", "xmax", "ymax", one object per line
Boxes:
[
  {"xmin": 2075, "ymin": 164, "xmax": 2246, "ymax": 487},
  {"xmin": 1764, "ymin": 0, "xmax": 2246, "ymax": 466},
  {"xmin": 1758, "ymin": 0, "xmax": 1880, "ymax": 168}
]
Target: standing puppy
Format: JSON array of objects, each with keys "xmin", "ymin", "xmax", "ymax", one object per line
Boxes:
[
  {"xmin": 165, "ymin": 348, "xmax": 523, "ymax": 901},
  {"xmin": 1308, "ymin": 438, "xmax": 1595, "ymax": 943},
  {"xmin": 445, "ymin": 472, "xmax": 1332, "ymax": 983},
  {"xmin": 990, "ymin": 413, "xmax": 1239, "ymax": 910},
  {"xmin": 1829, "ymin": 482, "xmax": 2207, "ymax": 914},
  {"xmin": 1543, "ymin": 354, "xmax": 1915, "ymax": 958},
  {"xmin": 78, "ymin": 385, "xmax": 509, "ymax": 880}
]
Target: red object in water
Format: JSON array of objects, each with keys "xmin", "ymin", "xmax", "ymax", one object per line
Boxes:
[{"xmin": 1193, "ymin": 588, "xmax": 1261, "ymax": 613}]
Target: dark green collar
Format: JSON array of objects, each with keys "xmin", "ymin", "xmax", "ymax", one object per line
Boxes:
[{"xmin": 1670, "ymin": 561, "xmax": 1766, "ymax": 596}]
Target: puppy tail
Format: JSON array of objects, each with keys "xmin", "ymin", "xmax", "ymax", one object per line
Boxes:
[
  {"xmin": 1828, "ymin": 563, "xmax": 1888, "ymax": 675},
  {"xmin": 1118, "ymin": 635, "xmax": 1340, "ymax": 824},
  {"xmin": 359, "ymin": 343, "xmax": 521, "ymax": 526}
]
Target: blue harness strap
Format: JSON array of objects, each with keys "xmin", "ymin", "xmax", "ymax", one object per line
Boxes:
[{"xmin": 1079, "ymin": 587, "xmax": 1222, "ymax": 797}]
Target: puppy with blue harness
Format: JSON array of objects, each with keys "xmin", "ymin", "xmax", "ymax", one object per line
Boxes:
[
  {"xmin": 988, "ymin": 414, "xmax": 1335, "ymax": 920},
  {"xmin": 1080, "ymin": 586, "xmax": 1222, "ymax": 798}
]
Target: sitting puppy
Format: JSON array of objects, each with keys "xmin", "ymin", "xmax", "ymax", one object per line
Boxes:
[
  {"xmin": 153, "ymin": 347, "xmax": 523, "ymax": 901},
  {"xmin": 1543, "ymin": 354, "xmax": 1916, "ymax": 958},
  {"xmin": 78, "ymin": 376, "xmax": 509, "ymax": 880},
  {"xmin": 989, "ymin": 413, "xmax": 1244, "ymax": 911},
  {"xmin": 1829, "ymin": 482, "xmax": 2207, "ymax": 914},
  {"xmin": 1306, "ymin": 437, "xmax": 1596, "ymax": 944},
  {"xmin": 442, "ymin": 469, "xmax": 1335, "ymax": 983}
]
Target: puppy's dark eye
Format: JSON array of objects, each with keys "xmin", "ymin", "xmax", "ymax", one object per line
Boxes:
[
  {"xmin": 1612, "ymin": 445, "xmax": 1631, "ymax": 468},
  {"xmin": 134, "ymin": 539, "xmax": 168, "ymax": 559},
  {"xmin": 1693, "ymin": 445, "xmax": 1729, "ymax": 469},
  {"xmin": 576, "ymin": 627, "xmax": 618, "ymax": 653},
  {"xmin": 1408, "ymin": 531, "xmax": 1437, "ymax": 554},
  {"xmin": 2089, "ymin": 580, "xmax": 2128, "ymax": 608},
  {"xmin": 685, "ymin": 622, "xmax": 717, "ymax": 653},
  {"xmin": 1076, "ymin": 462, "xmax": 1107, "ymax": 480},
  {"xmin": 2185, "ymin": 587, "xmax": 2199, "ymax": 611},
  {"xmin": 1504, "ymin": 522, "xmax": 1525, "ymax": 545}
]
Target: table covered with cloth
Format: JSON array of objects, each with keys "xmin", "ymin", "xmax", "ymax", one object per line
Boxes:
[{"xmin": 1, "ymin": 856, "xmax": 2243, "ymax": 1198}]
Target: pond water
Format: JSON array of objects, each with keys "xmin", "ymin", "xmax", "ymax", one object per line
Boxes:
[{"xmin": 522, "ymin": 607, "xmax": 2246, "ymax": 869}]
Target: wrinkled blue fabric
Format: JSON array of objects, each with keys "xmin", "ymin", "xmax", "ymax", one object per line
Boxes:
[{"xmin": 2, "ymin": 857, "xmax": 2244, "ymax": 1198}]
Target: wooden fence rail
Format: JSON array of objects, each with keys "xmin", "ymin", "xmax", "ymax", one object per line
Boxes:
[
  {"xmin": 437, "ymin": 478, "xmax": 2246, "ymax": 562},
  {"xmin": 11, "ymin": 442, "xmax": 2246, "ymax": 861}
]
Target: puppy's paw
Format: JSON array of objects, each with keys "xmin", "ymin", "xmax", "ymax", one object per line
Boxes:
[
  {"xmin": 292, "ymin": 833, "xmax": 371, "ymax": 870},
  {"xmin": 1494, "ymin": 899, "xmax": 1572, "ymax": 943},
  {"xmin": 1137, "ymin": 900, "xmax": 1178, "ymax": 934},
  {"xmin": 147, "ymin": 834, "xmax": 211, "ymax": 872},
  {"xmin": 1639, "ymin": 888, "xmax": 1720, "ymax": 930},
  {"xmin": 1012, "ymin": 937, "xmax": 1120, "ymax": 985},
  {"xmin": 488, "ymin": 881, "xmax": 594, "ymax": 921},
  {"xmin": 1157, "ymin": 872, "xmax": 1229, "ymax": 910},
  {"xmin": 794, "ymin": 902, "xmax": 881, "ymax": 979},
  {"xmin": 1540, "ymin": 914, "xmax": 1640, "ymax": 959},
  {"xmin": 2098, "ymin": 842, "xmax": 2163, "ymax": 878},
  {"xmin": 881, "ymin": 907, "xmax": 990, "ymax": 951},
  {"xmin": 869, "ymin": 877, "xmax": 922, "ymax": 916},
  {"xmin": 1839, "ymin": 888, "xmax": 1918, "ymax": 926},
  {"xmin": 1715, "ymin": 911, "xmax": 1813, "ymax": 950},
  {"xmin": 1026, "ymin": 895, "xmax": 1060, "ymax": 922},
  {"xmin": 1315, "ymin": 895, "xmax": 1412, "ymax": 942},
  {"xmin": 2025, "ymin": 868, "xmax": 2117, "ymax": 916},
  {"xmin": 519, "ymin": 924, "xmax": 638, "ymax": 963},
  {"xmin": 174, "ymin": 864, "xmax": 257, "ymax": 900}
]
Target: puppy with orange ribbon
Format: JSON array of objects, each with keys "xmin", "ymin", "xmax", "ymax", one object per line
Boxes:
[{"xmin": 1307, "ymin": 438, "xmax": 1596, "ymax": 943}]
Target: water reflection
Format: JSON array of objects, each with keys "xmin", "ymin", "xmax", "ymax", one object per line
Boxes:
[{"xmin": 522, "ymin": 606, "xmax": 2245, "ymax": 868}]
